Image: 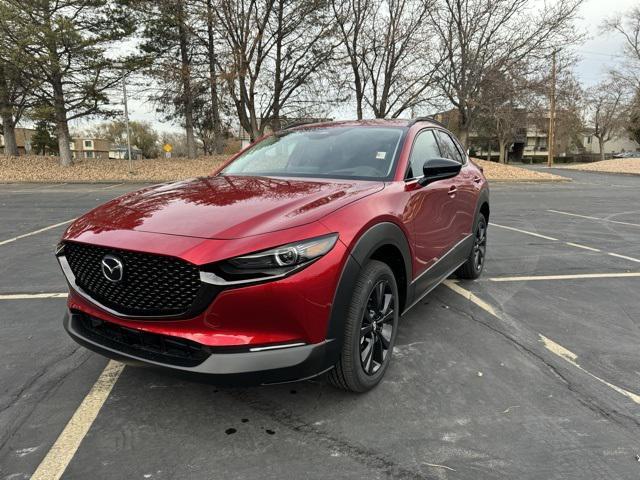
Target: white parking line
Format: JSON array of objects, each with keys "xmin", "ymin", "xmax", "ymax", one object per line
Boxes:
[
  {"xmin": 488, "ymin": 272, "xmax": 640, "ymax": 282},
  {"xmin": 444, "ymin": 281, "xmax": 640, "ymax": 406},
  {"xmin": 491, "ymin": 222, "xmax": 640, "ymax": 263},
  {"xmin": 564, "ymin": 242, "xmax": 600, "ymax": 252},
  {"xmin": 0, "ymin": 219, "xmax": 75, "ymax": 247},
  {"xmin": 98, "ymin": 183, "xmax": 125, "ymax": 190},
  {"xmin": 547, "ymin": 209, "xmax": 640, "ymax": 228},
  {"xmin": 30, "ymin": 361, "xmax": 125, "ymax": 480},
  {"xmin": 489, "ymin": 223, "xmax": 559, "ymax": 241},
  {"xmin": 540, "ymin": 335, "xmax": 640, "ymax": 405},
  {"xmin": 442, "ymin": 280, "xmax": 500, "ymax": 318},
  {"xmin": 0, "ymin": 293, "xmax": 68, "ymax": 300},
  {"xmin": 608, "ymin": 252, "xmax": 640, "ymax": 264}
]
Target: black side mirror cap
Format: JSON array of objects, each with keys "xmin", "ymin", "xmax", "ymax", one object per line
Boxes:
[{"xmin": 419, "ymin": 157, "xmax": 462, "ymax": 186}]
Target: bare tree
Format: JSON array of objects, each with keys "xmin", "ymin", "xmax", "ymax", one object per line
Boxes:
[
  {"xmin": 551, "ymin": 68, "xmax": 584, "ymax": 156},
  {"xmin": 588, "ymin": 78, "xmax": 627, "ymax": 161},
  {"xmin": 330, "ymin": 0, "xmax": 372, "ymax": 119},
  {"xmin": 603, "ymin": 6, "xmax": 640, "ymax": 87},
  {"xmin": 205, "ymin": 0, "xmax": 223, "ymax": 153},
  {"xmin": 216, "ymin": 0, "xmax": 336, "ymax": 141},
  {"xmin": 428, "ymin": 0, "xmax": 583, "ymax": 147},
  {"xmin": 331, "ymin": 0, "xmax": 439, "ymax": 119},
  {"xmin": 475, "ymin": 69, "xmax": 532, "ymax": 163}
]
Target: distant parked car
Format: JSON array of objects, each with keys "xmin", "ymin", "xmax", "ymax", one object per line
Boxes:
[{"xmin": 613, "ymin": 152, "xmax": 640, "ymax": 159}]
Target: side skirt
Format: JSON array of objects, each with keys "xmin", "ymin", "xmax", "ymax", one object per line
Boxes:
[{"xmin": 403, "ymin": 234, "xmax": 473, "ymax": 315}]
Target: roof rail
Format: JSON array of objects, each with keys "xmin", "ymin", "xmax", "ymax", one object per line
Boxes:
[
  {"xmin": 407, "ymin": 116, "xmax": 447, "ymax": 128},
  {"xmin": 280, "ymin": 119, "xmax": 325, "ymax": 131}
]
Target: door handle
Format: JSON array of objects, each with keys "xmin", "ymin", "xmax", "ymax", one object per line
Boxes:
[{"xmin": 448, "ymin": 185, "xmax": 458, "ymax": 196}]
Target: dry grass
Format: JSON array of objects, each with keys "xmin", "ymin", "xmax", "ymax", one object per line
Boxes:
[
  {"xmin": 1, "ymin": 155, "xmax": 568, "ymax": 183},
  {"xmin": 472, "ymin": 159, "xmax": 567, "ymax": 182},
  {"xmin": 0, "ymin": 155, "xmax": 228, "ymax": 183},
  {"xmin": 561, "ymin": 158, "xmax": 640, "ymax": 176}
]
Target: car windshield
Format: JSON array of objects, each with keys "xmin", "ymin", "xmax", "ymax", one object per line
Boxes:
[{"xmin": 222, "ymin": 126, "xmax": 405, "ymax": 180}]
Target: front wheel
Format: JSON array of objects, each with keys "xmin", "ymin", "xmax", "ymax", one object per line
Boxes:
[
  {"xmin": 327, "ymin": 260, "xmax": 399, "ymax": 392},
  {"xmin": 456, "ymin": 213, "xmax": 487, "ymax": 279}
]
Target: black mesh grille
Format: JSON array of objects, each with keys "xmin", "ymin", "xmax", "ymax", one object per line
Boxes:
[
  {"xmin": 75, "ymin": 314, "xmax": 210, "ymax": 367},
  {"xmin": 64, "ymin": 242, "xmax": 202, "ymax": 317}
]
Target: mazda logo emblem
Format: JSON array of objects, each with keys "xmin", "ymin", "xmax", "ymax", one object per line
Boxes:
[{"xmin": 101, "ymin": 254, "xmax": 124, "ymax": 283}]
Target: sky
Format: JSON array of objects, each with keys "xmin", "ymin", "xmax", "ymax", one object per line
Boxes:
[
  {"xmin": 71, "ymin": 0, "xmax": 638, "ymax": 135},
  {"xmin": 575, "ymin": 0, "xmax": 637, "ymax": 85}
]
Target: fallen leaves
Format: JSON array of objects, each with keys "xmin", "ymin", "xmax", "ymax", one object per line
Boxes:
[
  {"xmin": 0, "ymin": 155, "xmax": 228, "ymax": 183},
  {"xmin": 0, "ymin": 155, "xmax": 569, "ymax": 183},
  {"xmin": 472, "ymin": 159, "xmax": 567, "ymax": 182},
  {"xmin": 562, "ymin": 158, "xmax": 640, "ymax": 175}
]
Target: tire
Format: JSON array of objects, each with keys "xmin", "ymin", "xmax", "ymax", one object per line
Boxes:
[
  {"xmin": 327, "ymin": 260, "xmax": 399, "ymax": 392},
  {"xmin": 456, "ymin": 213, "xmax": 487, "ymax": 279}
]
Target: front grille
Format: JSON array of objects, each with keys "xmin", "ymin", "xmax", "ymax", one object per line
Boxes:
[
  {"xmin": 75, "ymin": 314, "xmax": 211, "ymax": 367},
  {"xmin": 64, "ymin": 242, "xmax": 203, "ymax": 317}
]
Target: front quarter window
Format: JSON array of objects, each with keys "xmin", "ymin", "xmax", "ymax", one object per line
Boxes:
[{"xmin": 222, "ymin": 126, "xmax": 404, "ymax": 181}]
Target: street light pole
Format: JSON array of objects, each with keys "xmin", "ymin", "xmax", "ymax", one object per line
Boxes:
[
  {"xmin": 122, "ymin": 76, "xmax": 134, "ymax": 173},
  {"xmin": 547, "ymin": 50, "xmax": 557, "ymax": 167}
]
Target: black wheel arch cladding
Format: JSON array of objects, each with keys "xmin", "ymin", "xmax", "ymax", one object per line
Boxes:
[{"xmin": 325, "ymin": 222, "xmax": 412, "ymax": 361}]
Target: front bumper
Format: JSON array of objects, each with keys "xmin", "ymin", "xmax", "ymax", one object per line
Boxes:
[{"xmin": 64, "ymin": 311, "xmax": 336, "ymax": 384}]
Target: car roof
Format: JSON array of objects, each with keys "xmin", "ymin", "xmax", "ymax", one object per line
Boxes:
[{"xmin": 284, "ymin": 118, "xmax": 446, "ymax": 131}]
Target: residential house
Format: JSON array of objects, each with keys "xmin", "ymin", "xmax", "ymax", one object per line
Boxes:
[
  {"xmin": 72, "ymin": 137, "xmax": 110, "ymax": 160},
  {"xmin": 109, "ymin": 144, "xmax": 143, "ymax": 160},
  {"xmin": 581, "ymin": 130, "xmax": 639, "ymax": 155},
  {"xmin": 0, "ymin": 127, "xmax": 37, "ymax": 155},
  {"xmin": 433, "ymin": 109, "xmax": 592, "ymax": 161}
]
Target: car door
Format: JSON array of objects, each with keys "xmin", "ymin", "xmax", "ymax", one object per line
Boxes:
[
  {"xmin": 404, "ymin": 129, "xmax": 460, "ymax": 282},
  {"xmin": 433, "ymin": 129, "xmax": 476, "ymax": 242}
]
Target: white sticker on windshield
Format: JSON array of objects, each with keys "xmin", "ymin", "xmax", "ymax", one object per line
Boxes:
[{"xmin": 376, "ymin": 151, "xmax": 387, "ymax": 160}]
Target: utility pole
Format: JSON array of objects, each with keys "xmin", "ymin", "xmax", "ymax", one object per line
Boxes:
[
  {"xmin": 122, "ymin": 76, "xmax": 134, "ymax": 174},
  {"xmin": 547, "ymin": 50, "xmax": 557, "ymax": 167}
]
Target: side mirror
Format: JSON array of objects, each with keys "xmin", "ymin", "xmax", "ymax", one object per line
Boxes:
[{"xmin": 419, "ymin": 157, "xmax": 462, "ymax": 186}]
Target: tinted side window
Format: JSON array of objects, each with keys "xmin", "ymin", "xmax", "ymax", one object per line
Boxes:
[
  {"xmin": 406, "ymin": 130, "xmax": 440, "ymax": 179},
  {"xmin": 435, "ymin": 131, "xmax": 463, "ymax": 164}
]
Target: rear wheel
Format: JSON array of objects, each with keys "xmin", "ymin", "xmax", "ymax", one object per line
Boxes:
[
  {"xmin": 456, "ymin": 213, "xmax": 487, "ymax": 279},
  {"xmin": 327, "ymin": 260, "xmax": 399, "ymax": 392}
]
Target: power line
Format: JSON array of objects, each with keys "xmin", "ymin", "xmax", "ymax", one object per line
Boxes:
[{"xmin": 580, "ymin": 50, "xmax": 627, "ymax": 59}]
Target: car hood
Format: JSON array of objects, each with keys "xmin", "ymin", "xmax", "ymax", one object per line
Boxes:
[{"xmin": 68, "ymin": 175, "xmax": 384, "ymax": 239}]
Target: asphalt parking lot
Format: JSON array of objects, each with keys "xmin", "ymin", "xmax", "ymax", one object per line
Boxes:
[{"xmin": 1, "ymin": 169, "xmax": 639, "ymax": 479}]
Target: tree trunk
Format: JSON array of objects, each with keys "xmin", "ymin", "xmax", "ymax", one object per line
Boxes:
[
  {"xmin": 598, "ymin": 137, "xmax": 606, "ymax": 161},
  {"xmin": 271, "ymin": 0, "xmax": 284, "ymax": 131},
  {"xmin": 355, "ymin": 89, "xmax": 364, "ymax": 120},
  {"xmin": 1, "ymin": 112, "xmax": 18, "ymax": 156},
  {"xmin": 499, "ymin": 141, "xmax": 507, "ymax": 164},
  {"xmin": 177, "ymin": 1, "xmax": 197, "ymax": 159},
  {"xmin": 457, "ymin": 109, "xmax": 470, "ymax": 148},
  {"xmin": 53, "ymin": 78, "xmax": 73, "ymax": 166},
  {"xmin": 206, "ymin": 0, "xmax": 223, "ymax": 154},
  {"xmin": 0, "ymin": 66, "xmax": 18, "ymax": 156}
]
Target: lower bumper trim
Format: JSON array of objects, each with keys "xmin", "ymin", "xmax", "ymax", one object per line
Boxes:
[{"xmin": 64, "ymin": 312, "xmax": 337, "ymax": 384}]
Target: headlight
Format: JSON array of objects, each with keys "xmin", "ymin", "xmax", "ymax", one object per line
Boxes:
[{"xmin": 199, "ymin": 234, "xmax": 338, "ymax": 285}]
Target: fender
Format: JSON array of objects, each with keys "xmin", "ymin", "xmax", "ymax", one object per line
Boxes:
[
  {"xmin": 473, "ymin": 186, "xmax": 490, "ymax": 227},
  {"xmin": 323, "ymin": 222, "xmax": 412, "ymax": 364}
]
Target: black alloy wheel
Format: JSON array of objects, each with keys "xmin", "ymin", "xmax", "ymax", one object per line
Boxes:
[
  {"xmin": 360, "ymin": 279, "xmax": 395, "ymax": 375},
  {"xmin": 456, "ymin": 213, "xmax": 488, "ymax": 279},
  {"xmin": 473, "ymin": 217, "xmax": 487, "ymax": 272}
]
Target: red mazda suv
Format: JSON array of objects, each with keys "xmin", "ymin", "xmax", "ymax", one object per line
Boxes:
[{"xmin": 57, "ymin": 118, "xmax": 489, "ymax": 392}]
